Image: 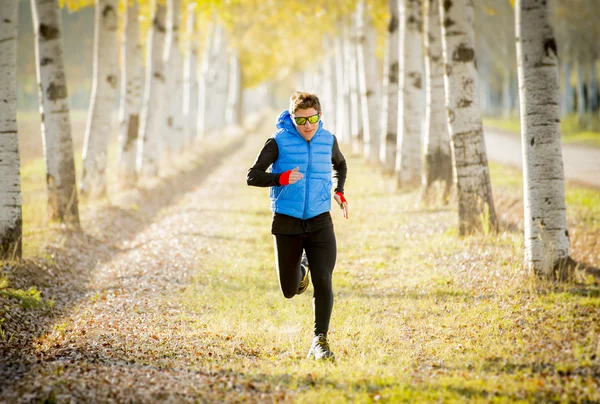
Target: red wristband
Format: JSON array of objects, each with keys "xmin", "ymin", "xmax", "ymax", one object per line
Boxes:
[
  {"xmin": 335, "ymin": 192, "xmax": 347, "ymax": 203},
  {"xmin": 279, "ymin": 170, "xmax": 292, "ymax": 186}
]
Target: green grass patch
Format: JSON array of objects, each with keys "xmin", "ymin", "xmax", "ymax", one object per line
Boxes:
[
  {"xmin": 0, "ymin": 278, "xmax": 53, "ymax": 310},
  {"xmin": 176, "ymin": 135, "xmax": 600, "ymax": 402}
]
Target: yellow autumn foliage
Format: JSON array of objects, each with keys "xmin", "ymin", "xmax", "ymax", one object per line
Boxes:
[{"xmin": 60, "ymin": 0, "xmax": 390, "ymax": 88}]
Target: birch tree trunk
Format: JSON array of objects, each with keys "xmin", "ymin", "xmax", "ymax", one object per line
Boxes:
[
  {"xmin": 164, "ymin": 0, "xmax": 184, "ymax": 153},
  {"xmin": 421, "ymin": 0, "xmax": 453, "ymax": 203},
  {"xmin": 334, "ymin": 29, "xmax": 350, "ymax": 144},
  {"xmin": 32, "ymin": 0, "xmax": 79, "ymax": 223},
  {"xmin": 516, "ymin": 0, "xmax": 571, "ymax": 278},
  {"xmin": 80, "ymin": 0, "xmax": 118, "ymax": 198},
  {"xmin": 322, "ymin": 35, "xmax": 336, "ymax": 135},
  {"xmin": 137, "ymin": 0, "xmax": 166, "ymax": 178},
  {"xmin": 380, "ymin": 0, "xmax": 399, "ymax": 175},
  {"xmin": 576, "ymin": 62, "xmax": 585, "ymax": 123},
  {"xmin": 356, "ymin": 0, "xmax": 381, "ymax": 164},
  {"xmin": 439, "ymin": 0, "xmax": 497, "ymax": 235},
  {"xmin": 561, "ymin": 61, "xmax": 574, "ymax": 116},
  {"xmin": 211, "ymin": 26, "xmax": 229, "ymax": 132},
  {"xmin": 502, "ymin": 69, "xmax": 512, "ymax": 117},
  {"xmin": 0, "ymin": 0, "xmax": 22, "ymax": 259},
  {"xmin": 347, "ymin": 21, "xmax": 362, "ymax": 153},
  {"xmin": 396, "ymin": 0, "xmax": 423, "ymax": 187},
  {"xmin": 225, "ymin": 51, "xmax": 242, "ymax": 126},
  {"xmin": 588, "ymin": 61, "xmax": 598, "ymax": 113},
  {"xmin": 117, "ymin": 0, "xmax": 142, "ymax": 189},
  {"xmin": 182, "ymin": 3, "xmax": 198, "ymax": 144},
  {"xmin": 197, "ymin": 23, "xmax": 217, "ymax": 138}
]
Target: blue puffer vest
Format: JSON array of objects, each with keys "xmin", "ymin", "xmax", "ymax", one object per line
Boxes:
[{"xmin": 270, "ymin": 110, "xmax": 334, "ymax": 220}]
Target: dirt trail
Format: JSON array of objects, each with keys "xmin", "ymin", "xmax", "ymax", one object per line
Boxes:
[{"xmin": 1, "ymin": 119, "xmax": 286, "ymax": 402}]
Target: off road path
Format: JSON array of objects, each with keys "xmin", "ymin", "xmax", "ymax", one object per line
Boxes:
[
  {"xmin": 1, "ymin": 118, "xmax": 297, "ymax": 402},
  {"xmin": 484, "ymin": 128, "xmax": 600, "ymax": 188}
]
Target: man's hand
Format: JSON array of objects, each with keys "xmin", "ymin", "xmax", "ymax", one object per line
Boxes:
[
  {"xmin": 288, "ymin": 167, "xmax": 303, "ymax": 184},
  {"xmin": 334, "ymin": 192, "xmax": 349, "ymax": 219},
  {"xmin": 280, "ymin": 167, "xmax": 304, "ymax": 185}
]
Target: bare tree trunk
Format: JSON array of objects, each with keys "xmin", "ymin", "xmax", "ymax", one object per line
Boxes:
[
  {"xmin": 334, "ymin": 28, "xmax": 350, "ymax": 144},
  {"xmin": 502, "ymin": 69, "xmax": 512, "ymax": 118},
  {"xmin": 198, "ymin": 24, "xmax": 228, "ymax": 137},
  {"xmin": 0, "ymin": 0, "xmax": 22, "ymax": 259},
  {"xmin": 576, "ymin": 62, "xmax": 585, "ymax": 124},
  {"xmin": 225, "ymin": 51, "xmax": 242, "ymax": 126},
  {"xmin": 356, "ymin": 0, "xmax": 381, "ymax": 164},
  {"xmin": 421, "ymin": 0, "xmax": 453, "ymax": 203},
  {"xmin": 439, "ymin": 0, "xmax": 497, "ymax": 235},
  {"xmin": 561, "ymin": 61, "xmax": 574, "ymax": 116},
  {"xmin": 137, "ymin": 0, "xmax": 166, "ymax": 178},
  {"xmin": 81, "ymin": 0, "xmax": 118, "ymax": 198},
  {"xmin": 516, "ymin": 0, "xmax": 571, "ymax": 278},
  {"xmin": 32, "ymin": 0, "xmax": 79, "ymax": 223},
  {"xmin": 212, "ymin": 26, "xmax": 229, "ymax": 132},
  {"xmin": 588, "ymin": 60, "xmax": 598, "ymax": 114},
  {"xmin": 164, "ymin": 0, "xmax": 184, "ymax": 153},
  {"xmin": 183, "ymin": 3, "xmax": 198, "ymax": 144},
  {"xmin": 322, "ymin": 35, "xmax": 337, "ymax": 135},
  {"xmin": 346, "ymin": 19, "xmax": 362, "ymax": 152},
  {"xmin": 380, "ymin": 0, "xmax": 399, "ymax": 175},
  {"xmin": 117, "ymin": 0, "xmax": 142, "ymax": 189},
  {"xmin": 396, "ymin": 0, "xmax": 423, "ymax": 187}
]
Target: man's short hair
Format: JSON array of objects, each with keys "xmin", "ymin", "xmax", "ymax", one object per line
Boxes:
[{"xmin": 289, "ymin": 91, "xmax": 321, "ymax": 115}]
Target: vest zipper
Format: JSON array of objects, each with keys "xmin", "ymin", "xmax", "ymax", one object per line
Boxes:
[{"xmin": 303, "ymin": 140, "xmax": 311, "ymax": 220}]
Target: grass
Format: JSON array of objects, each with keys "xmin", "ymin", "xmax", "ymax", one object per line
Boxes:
[
  {"xmin": 483, "ymin": 114, "xmax": 600, "ymax": 148},
  {"xmin": 173, "ymin": 135, "xmax": 600, "ymax": 402}
]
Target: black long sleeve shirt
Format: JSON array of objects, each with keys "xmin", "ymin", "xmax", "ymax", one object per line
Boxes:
[{"xmin": 247, "ymin": 136, "xmax": 348, "ymax": 234}]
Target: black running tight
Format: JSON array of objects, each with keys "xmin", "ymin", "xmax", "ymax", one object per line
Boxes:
[{"xmin": 273, "ymin": 226, "xmax": 336, "ymax": 337}]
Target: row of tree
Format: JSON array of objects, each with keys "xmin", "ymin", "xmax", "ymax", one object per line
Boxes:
[
  {"xmin": 474, "ymin": 0, "xmax": 600, "ymax": 123},
  {"xmin": 298, "ymin": 0, "xmax": 571, "ymax": 278},
  {"xmin": 1, "ymin": 0, "xmax": 245, "ymax": 259}
]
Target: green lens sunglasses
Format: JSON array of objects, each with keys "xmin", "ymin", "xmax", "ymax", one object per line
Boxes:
[{"xmin": 293, "ymin": 114, "xmax": 320, "ymax": 125}]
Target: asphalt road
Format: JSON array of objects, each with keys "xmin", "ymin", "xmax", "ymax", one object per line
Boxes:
[{"xmin": 483, "ymin": 128, "xmax": 600, "ymax": 189}]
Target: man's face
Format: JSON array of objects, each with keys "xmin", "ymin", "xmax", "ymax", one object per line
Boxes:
[{"xmin": 292, "ymin": 108, "xmax": 321, "ymax": 141}]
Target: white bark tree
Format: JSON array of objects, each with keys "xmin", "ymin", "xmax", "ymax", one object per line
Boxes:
[
  {"xmin": 356, "ymin": 0, "xmax": 381, "ymax": 164},
  {"xmin": 347, "ymin": 19, "xmax": 362, "ymax": 152},
  {"xmin": 380, "ymin": 0, "xmax": 399, "ymax": 174},
  {"xmin": 213, "ymin": 27, "xmax": 230, "ymax": 131},
  {"xmin": 31, "ymin": 0, "xmax": 79, "ymax": 223},
  {"xmin": 198, "ymin": 24, "xmax": 229, "ymax": 136},
  {"xmin": 396, "ymin": 0, "xmax": 422, "ymax": 187},
  {"xmin": 80, "ymin": 0, "xmax": 119, "ymax": 198},
  {"xmin": 117, "ymin": 0, "xmax": 142, "ymax": 189},
  {"xmin": 421, "ymin": 0, "xmax": 453, "ymax": 202},
  {"xmin": 164, "ymin": 0, "xmax": 184, "ymax": 153},
  {"xmin": 334, "ymin": 28, "xmax": 350, "ymax": 144},
  {"xmin": 225, "ymin": 51, "xmax": 242, "ymax": 126},
  {"xmin": 182, "ymin": 3, "xmax": 198, "ymax": 144},
  {"xmin": 322, "ymin": 35, "xmax": 337, "ymax": 135},
  {"xmin": 516, "ymin": 0, "xmax": 571, "ymax": 278},
  {"xmin": 0, "ymin": 0, "xmax": 22, "ymax": 259},
  {"xmin": 439, "ymin": 0, "xmax": 497, "ymax": 235},
  {"xmin": 137, "ymin": 0, "xmax": 166, "ymax": 178}
]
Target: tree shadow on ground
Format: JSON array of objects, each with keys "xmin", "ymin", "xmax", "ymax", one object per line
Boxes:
[{"xmin": 0, "ymin": 132, "xmax": 248, "ymax": 394}]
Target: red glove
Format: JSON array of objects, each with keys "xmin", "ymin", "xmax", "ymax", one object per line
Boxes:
[
  {"xmin": 335, "ymin": 192, "xmax": 347, "ymax": 203},
  {"xmin": 279, "ymin": 170, "xmax": 292, "ymax": 185}
]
